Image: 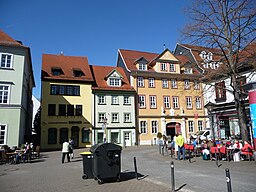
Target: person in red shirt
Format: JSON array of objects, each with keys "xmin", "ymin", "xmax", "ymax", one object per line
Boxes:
[{"xmin": 241, "ymin": 141, "xmax": 253, "ymax": 159}]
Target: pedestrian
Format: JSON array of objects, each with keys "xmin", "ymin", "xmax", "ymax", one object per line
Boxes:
[
  {"xmin": 62, "ymin": 139, "xmax": 70, "ymax": 163},
  {"xmin": 69, "ymin": 137, "xmax": 74, "ymax": 159},
  {"xmin": 176, "ymin": 132, "xmax": 185, "ymax": 160},
  {"xmin": 173, "ymin": 133, "xmax": 179, "ymax": 159}
]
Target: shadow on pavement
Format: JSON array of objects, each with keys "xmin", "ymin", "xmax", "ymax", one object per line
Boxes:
[
  {"xmin": 175, "ymin": 183, "xmax": 187, "ymax": 191},
  {"xmin": 120, "ymin": 171, "xmax": 148, "ymax": 181}
]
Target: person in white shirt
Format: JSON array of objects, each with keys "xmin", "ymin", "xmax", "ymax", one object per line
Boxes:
[{"xmin": 62, "ymin": 140, "xmax": 71, "ymax": 163}]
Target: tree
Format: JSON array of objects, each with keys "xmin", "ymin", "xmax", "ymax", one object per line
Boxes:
[
  {"xmin": 182, "ymin": 0, "xmax": 256, "ymax": 141},
  {"xmin": 33, "ymin": 106, "xmax": 41, "ymax": 135}
]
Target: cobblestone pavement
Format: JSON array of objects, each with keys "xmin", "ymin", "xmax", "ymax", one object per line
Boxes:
[{"xmin": 0, "ymin": 145, "xmax": 255, "ymax": 192}]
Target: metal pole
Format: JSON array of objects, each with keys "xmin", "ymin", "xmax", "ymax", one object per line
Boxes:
[
  {"xmin": 162, "ymin": 145, "xmax": 164, "ymax": 156},
  {"xmin": 159, "ymin": 144, "xmax": 161, "ymax": 154},
  {"xmin": 225, "ymin": 168, "xmax": 232, "ymax": 192},
  {"xmin": 134, "ymin": 157, "xmax": 138, "ymax": 180},
  {"xmin": 170, "ymin": 161, "xmax": 175, "ymax": 192},
  {"xmin": 215, "ymin": 149, "xmax": 218, "ymax": 167},
  {"xmin": 188, "ymin": 149, "xmax": 191, "ymax": 163}
]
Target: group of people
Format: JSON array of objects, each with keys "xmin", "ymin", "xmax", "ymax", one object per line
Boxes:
[
  {"xmin": 61, "ymin": 137, "xmax": 74, "ymax": 163},
  {"xmin": 169, "ymin": 133, "xmax": 254, "ymax": 161}
]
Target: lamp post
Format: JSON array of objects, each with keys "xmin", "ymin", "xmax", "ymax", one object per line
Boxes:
[
  {"xmin": 205, "ymin": 102, "xmax": 215, "ymax": 140},
  {"xmin": 103, "ymin": 117, "xmax": 107, "ymax": 143}
]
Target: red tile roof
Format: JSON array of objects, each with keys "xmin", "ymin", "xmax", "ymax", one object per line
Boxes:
[
  {"xmin": 90, "ymin": 65, "xmax": 135, "ymax": 92},
  {"xmin": 42, "ymin": 54, "xmax": 94, "ymax": 82},
  {"xmin": 0, "ymin": 29, "xmax": 26, "ymax": 47}
]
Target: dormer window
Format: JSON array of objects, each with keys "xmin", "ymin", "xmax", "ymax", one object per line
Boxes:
[
  {"xmin": 161, "ymin": 63, "xmax": 167, "ymax": 71},
  {"xmin": 184, "ymin": 67, "xmax": 192, "ymax": 74},
  {"xmin": 170, "ymin": 64, "xmax": 175, "ymax": 72},
  {"xmin": 207, "ymin": 52, "xmax": 213, "ymax": 61},
  {"xmin": 109, "ymin": 77, "xmax": 121, "ymax": 87},
  {"xmin": 51, "ymin": 68, "xmax": 63, "ymax": 76},
  {"xmin": 139, "ymin": 63, "xmax": 147, "ymax": 71},
  {"xmin": 73, "ymin": 70, "xmax": 85, "ymax": 77},
  {"xmin": 199, "ymin": 51, "xmax": 207, "ymax": 60}
]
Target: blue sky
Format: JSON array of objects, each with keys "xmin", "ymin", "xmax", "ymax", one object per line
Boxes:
[{"xmin": 1, "ymin": 0, "xmax": 190, "ymax": 99}]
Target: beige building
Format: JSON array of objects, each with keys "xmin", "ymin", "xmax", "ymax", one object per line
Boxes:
[{"xmin": 117, "ymin": 48, "xmax": 206, "ymax": 144}]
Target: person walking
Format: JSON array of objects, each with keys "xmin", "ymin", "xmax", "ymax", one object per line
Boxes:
[
  {"xmin": 176, "ymin": 132, "xmax": 185, "ymax": 160},
  {"xmin": 69, "ymin": 137, "xmax": 74, "ymax": 159},
  {"xmin": 62, "ymin": 139, "xmax": 70, "ymax": 163}
]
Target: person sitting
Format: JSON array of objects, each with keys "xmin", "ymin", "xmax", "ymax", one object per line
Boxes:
[{"xmin": 241, "ymin": 141, "xmax": 253, "ymax": 160}]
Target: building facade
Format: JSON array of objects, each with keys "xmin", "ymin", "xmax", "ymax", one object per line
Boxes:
[
  {"xmin": 41, "ymin": 53, "xmax": 94, "ymax": 150},
  {"xmin": 90, "ymin": 66, "xmax": 136, "ymax": 146},
  {"xmin": 117, "ymin": 48, "xmax": 206, "ymax": 144},
  {"xmin": 0, "ymin": 30, "xmax": 35, "ymax": 147}
]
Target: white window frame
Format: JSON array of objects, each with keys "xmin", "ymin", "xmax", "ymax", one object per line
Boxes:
[
  {"xmin": 170, "ymin": 64, "xmax": 175, "ymax": 72},
  {"xmin": 0, "ymin": 124, "xmax": 7, "ymax": 145},
  {"xmin": 137, "ymin": 77, "xmax": 144, "ymax": 87},
  {"xmin": 0, "ymin": 53, "xmax": 13, "ymax": 68},
  {"xmin": 139, "ymin": 95, "xmax": 146, "ymax": 108},
  {"xmin": 184, "ymin": 80, "xmax": 190, "ymax": 89},
  {"xmin": 151, "ymin": 120, "xmax": 158, "ymax": 134},
  {"xmin": 109, "ymin": 78, "xmax": 121, "ymax": 87},
  {"xmin": 171, "ymin": 79, "xmax": 177, "ymax": 88},
  {"xmin": 184, "ymin": 67, "xmax": 192, "ymax": 74},
  {"xmin": 194, "ymin": 81, "xmax": 200, "ymax": 90},
  {"xmin": 164, "ymin": 96, "xmax": 170, "ymax": 108},
  {"xmin": 139, "ymin": 63, "xmax": 147, "ymax": 71},
  {"xmin": 162, "ymin": 79, "xmax": 168, "ymax": 88},
  {"xmin": 172, "ymin": 96, "xmax": 179, "ymax": 109},
  {"xmin": 140, "ymin": 121, "xmax": 147, "ymax": 134},
  {"xmin": 111, "ymin": 95, "xmax": 119, "ymax": 105},
  {"xmin": 98, "ymin": 95, "xmax": 106, "ymax": 105},
  {"xmin": 198, "ymin": 120, "xmax": 203, "ymax": 131},
  {"xmin": 188, "ymin": 121, "xmax": 194, "ymax": 132},
  {"xmin": 161, "ymin": 63, "xmax": 167, "ymax": 71},
  {"xmin": 149, "ymin": 95, "xmax": 157, "ymax": 109},
  {"xmin": 186, "ymin": 97, "xmax": 192, "ymax": 109},
  {"xmin": 196, "ymin": 97, "xmax": 202, "ymax": 109},
  {"xmin": 123, "ymin": 96, "xmax": 131, "ymax": 105},
  {"xmin": 0, "ymin": 84, "xmax": 10, "ymax": 104},
  {"xmin": 148, "ymin": 78, "xmax": 155, "ymax": 88},
  {"xmin": 111, "ymin": 113, "xmax": 119, "ymax": 123},
  {"xmin": 98, "ymin": 113, "xmax": 106, "ymax": 123},
  {"xmin": 124, "ymin": 113, "xmax": 131, "ymax": 123}
]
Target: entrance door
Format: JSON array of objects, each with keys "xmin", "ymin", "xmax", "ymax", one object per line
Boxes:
[
  {"xmin": 166, "ymin": 122, "xmax": 176, "ymax": 140},
  {"xmin": 71, "ymin": 126, "xmax": 79, "ymax": 147},
  {"xmin": 124, "ymin": 132, "xmax": 131, "ymax": 146}
]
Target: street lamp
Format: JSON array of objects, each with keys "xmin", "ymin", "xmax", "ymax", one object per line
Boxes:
[
  {"xmin": 103, "ymin": 117, "xmax": 108, "ymax": 143},
  {"xmin": 205, "ymin": 102, "xmax": 215, "ymax": 140}
]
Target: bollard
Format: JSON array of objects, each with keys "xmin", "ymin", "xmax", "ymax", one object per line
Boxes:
[
  {"xmin": 225, "ymin": 168, "xmax": 232, "ymax": 192},
  {"xmin": 134, "ymin": 157, "xmax": 138, "ymax": 180},
  {"xmin": 170, "ymin": 161, "xmax": 175, "ymax": 192},
  {"xmin": 162, "ymin": 145, "xmax": 164, "ymax": 156},
  {"xmin": 188, "ymin": 149, "xmax": 191, "ymax": 163},
  {"xmin": 159, "ymin": 144, "xmax": 161, "ymax": 154}
]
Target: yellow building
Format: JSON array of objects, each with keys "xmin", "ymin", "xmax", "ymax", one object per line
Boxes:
[
  {"xmin": 117, "ymin": 49, "xmax": 206, "ymax": 144},
  {"xmin": 41, "ymin": 53, "xmax": 94, "ymax": 150}
]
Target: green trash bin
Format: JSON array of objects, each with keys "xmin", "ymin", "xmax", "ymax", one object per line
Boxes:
[{"xmin": 80, "ymin": 152, "xmax": 94, "ymax": 179}]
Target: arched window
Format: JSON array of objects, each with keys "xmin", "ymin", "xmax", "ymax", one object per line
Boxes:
[
  {"xmin": 48, "ymin": 128, "xmax": 57, "ymax": 144},
  {"xmin": 59, "ymin": 128, "xmax": 69, "ymax": 144}
]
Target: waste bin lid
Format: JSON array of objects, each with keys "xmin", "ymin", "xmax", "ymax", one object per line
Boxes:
[
  {"xmin": 80, "ymin": 152, "xmax": 92, "ymax": 155},
  {"xmin": 90, "ymin": 143, "xmax": 122, "ymax": 153}
]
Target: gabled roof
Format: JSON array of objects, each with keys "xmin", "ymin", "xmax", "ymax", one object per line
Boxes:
[
  {"xmin": 0, "ymin": 30, "xmax": 26, "ymax": 48},
  {"xmin": 41, "ymin": 54, "xmax": 94, "ymax": 82},
  {"xmin": 90, "ymin": 65, "xmax": 135, "ymax": 92},
  {"xmin": 105, "ymin": 68, "xmax": 123, "ymax": 79}
]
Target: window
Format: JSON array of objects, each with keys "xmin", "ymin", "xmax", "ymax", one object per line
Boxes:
[
  {"xmin": 0, "ymin": 85, "xmax": 10, "ymax": 104},
  {"xmin": 139, "ymin": 63, "xmax": 147, "ymax": 70},
  {"xmin": 48, "ymin": 128, "xmax": 57, "ymax": 144},
  {"xmin": 170, "ymin": 64, "xmax": 175, "ymax": 72},
  {"xmin": 51, "ymin": 68, "xmax": 63, "ymax": 76},
  {"xmin": 97, "ymin": 132, "xmax": 103, "ymax": 143},
  {"xmin": 172, "ymin": 97, "xmax": 179, "ymax": 109},
  {"xmin": 73, "ymin": 70, "xmax": 84, "ymax": 77},
  {"xmin": 112, "ymin": 113, "xmax": 119, "ymax": 123},
  {"xmin": 161, "ymin": 63, "xmax": 167, "ymax": 71},
  {"xmin": 184, "ymin": 80, "xmax": 190, "ymax": 89},
  {"xmin": 124, "ymin": 113, "xmax": 131, "ymax": 122},
  {"xmin": 98, "ymin": 113, "xmax": 106, "ymax": 123},
  {"xmin": 0, "ymin": 53, "xmax": 13, "ymax": 68},
  {"xmin": 98, "ymin": 95, "xmax": 106, "ymax": 105},
  {"xmin": 75, "ymin": 105, "xmax": 82, "ymax": 116},
  {"xmin": 151, "ymin": 121, "xmax": 158, "ymax": 134},
  {"xmin": 0, "ymin": 124, "xmax": 7, "ymax": 144},
  {"xmin": 184, "ymin": 67, "xmax": 192, "ymax": 74},
  {"xmin": 149, "ymin": 95, "xmax": 157, "ymax": 108},
  {"xmin": 188, "ymin": 121, "xmax": 194, "ymax": 132},
  {"xmin": 109, "ymin": 78, "xmax": 121, "ymax": 87},
  {"xmin": 111, "ymin": 95, "xmax": 119, "ymax": 105},
  {"xmin": 82, "ymin": 128, "xmax": 90, "ymax": 143},
  {"xmin": 48, "ymin": 104, "xmax": 56, "ymax": 116},
  {"xmin": 140, "ymin": 121, "xmax": 147, "ymax": 134},
  {"xmin": 148, "ymin": 78, "xmax": 155, "ymax": 88},
  {"xmin": 198, "ymin": 120, "xmax": 203, "ymax": 131},
  {"xmin": 215, "ymin": 81, "xmax": 226, "ymax": 101},
  {"xmin": 50, "ymin": 84, "xmax": 80, "ymax": 96},
  {"xmin": 194, "ymin": 81, "xmax": 200, "ymax": 90},
  {"xmin": 195, "ymin": 97, "xmax": 202, "ymax": 109},
  {"xmin": 59, "ymin": 128, "xmax": 68, "ymax": 144},
  {"xmin": 111, "ymin": 132, "xmax": 119, "ymax": 143},
  {"xmin": 138, "ymin": 95, "xmax": 146, "ymax": 108},
  {"xmin": 171, "ymin": 79, "xmax": 177, "ymax": 89},
  {"xmin": 59, "ymin": 104, "xmax": 66, "ymax": 116},
  {"xmin": 123, "ymin": 96, "xmax": 131, "ymax": 105},
  {"xmin": 67, "ymin": 105, "xmax": 74, "ymax": 116},
  {"xmin": 237, "ymin": 76, "xmax": 246, "ymax": 97},
  {"xmin": 163, "ymin": 96, "xmax": 170, "ymax": 108},
  {"xmin": 137, "ymin": 77, "xmax": 144, "ymax": 87},
  {"xmin": 162, "ymin": 79, "xmax": 168, "ymax": 88},
  {"xmin": 186, "ymin": 97, "xmax": 192, "ymax": 109}
]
